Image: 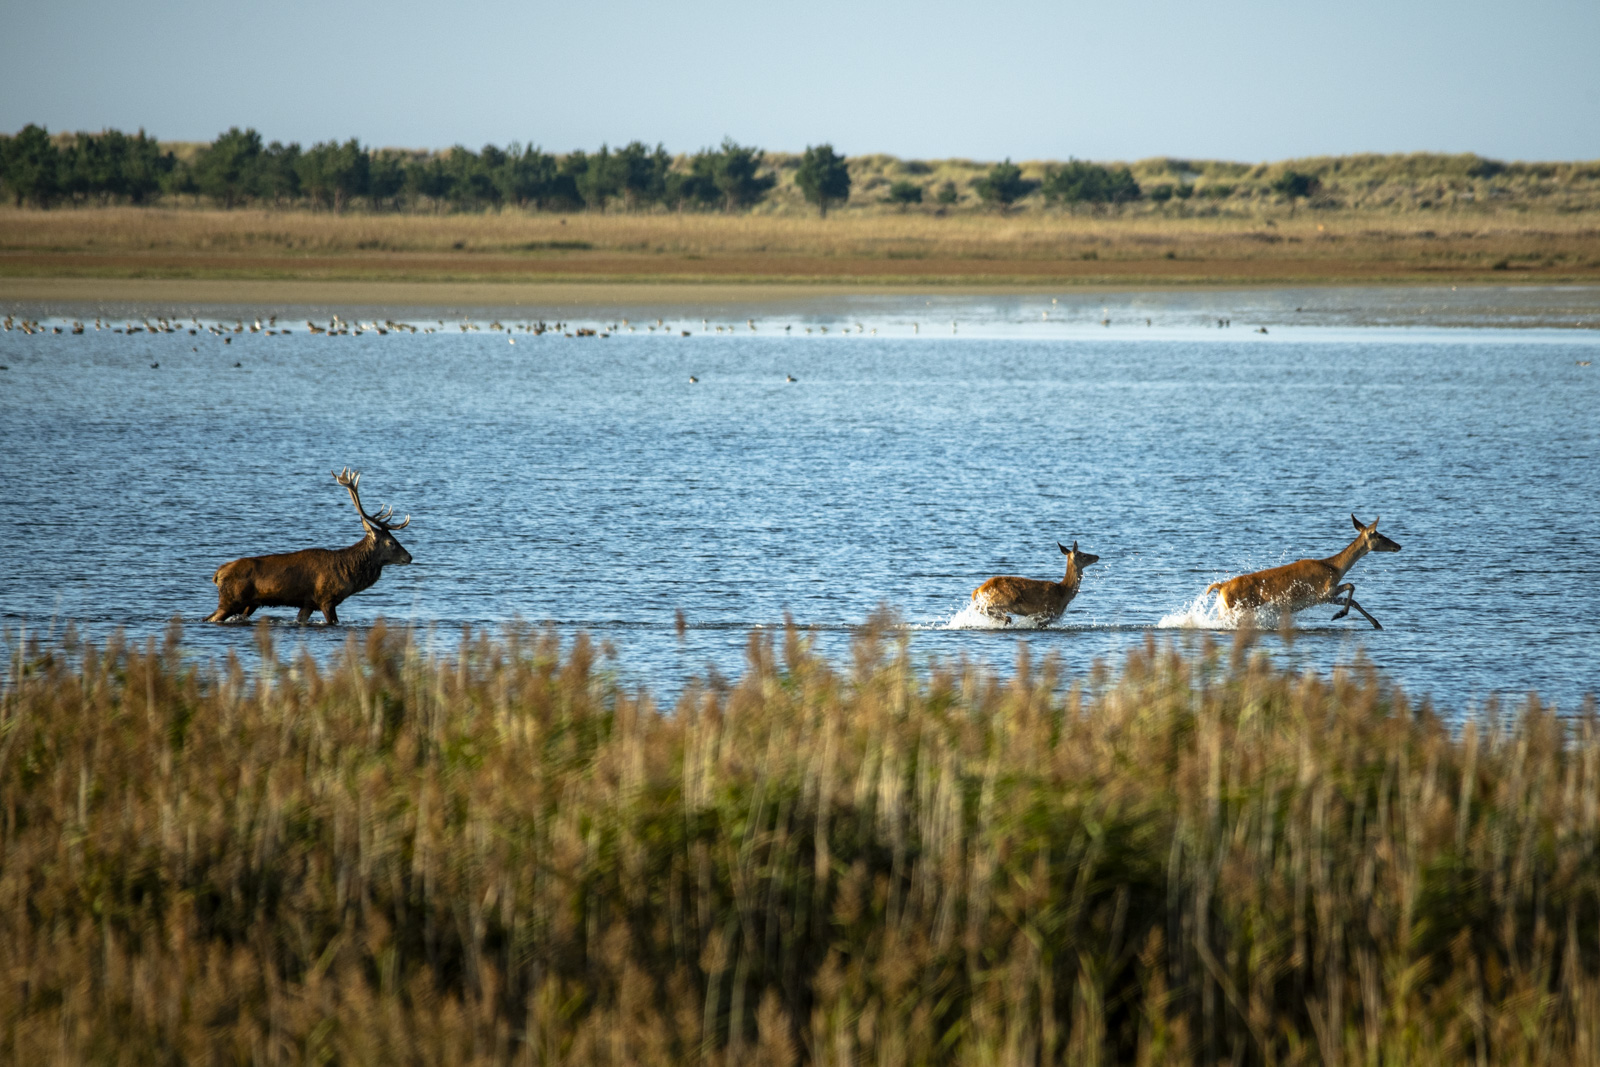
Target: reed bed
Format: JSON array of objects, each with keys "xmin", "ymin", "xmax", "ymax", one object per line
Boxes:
[
  {"xmin": 3, "ymin": 206, "xmax": 1598, "ymax": 284},
  {"xmin": 2, "ymin": 620, "xmax": 1598, "ymax": 1065}
]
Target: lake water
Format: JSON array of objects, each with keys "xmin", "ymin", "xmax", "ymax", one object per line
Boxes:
[{"xmin": 3, "ymin": 287, "xmax": 1597, "ymax": 713}]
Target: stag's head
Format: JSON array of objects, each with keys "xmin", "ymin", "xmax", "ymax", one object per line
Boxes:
[
  {"xmin": 335, "ymin": 468, "xmax": 413, "ymax": 565},
  {"xmin": 1351, "ymin": 514, "xmax": 1401, "ymax": 553},
  {"xmin": 1059, "ymin": 540, "xmax": 1101, "ymax": 573}
]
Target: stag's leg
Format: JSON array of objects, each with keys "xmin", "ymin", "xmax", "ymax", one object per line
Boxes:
[
  {"xmin": 296, "ymin": 605, "xmax": 313, "ymax": 624},
  {"xmin": 206, "ymin": 593, "xmax": 244, "ymax": 623}
]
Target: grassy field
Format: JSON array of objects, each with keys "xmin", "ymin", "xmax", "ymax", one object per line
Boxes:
[
  {"xmin": 4, "ymin": 205, "xmax": 1599, "ymax": 288},
  {"xmin": 2, "ymin": 621, "xmax": 1598, "ymax": 1064}
]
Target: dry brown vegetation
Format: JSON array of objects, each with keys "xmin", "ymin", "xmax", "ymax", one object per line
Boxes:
[
  {"xmin": 4, "ymin": 205, "xmax": 1599, "ymax": 286},
  {"xmin": 3, "ymin": 620, "xmax": 1599, "ymax": 1064}
]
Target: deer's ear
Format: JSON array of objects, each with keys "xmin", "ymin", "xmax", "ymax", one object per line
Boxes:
[
  {"xmin": 1059, "ymin": 542, "xmax": 1070, "ymax": 555},
  {"xmin": 1352, "ymin": 514, "xmax": 1363, "ymax": 532}
]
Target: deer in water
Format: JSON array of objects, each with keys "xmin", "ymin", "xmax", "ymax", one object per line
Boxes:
[
  {"xmin": 972, "ymin": 541, "xmax": 1100, "ymax": 625},
  {"xmin": 1205, "ymin": 514, "xmax": 1400, "ymax": 629},
  {"xmin": 206, "ymin": 468, "xmax": 412, "ymax": 624}
]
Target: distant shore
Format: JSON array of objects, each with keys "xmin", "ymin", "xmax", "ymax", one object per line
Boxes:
[{"xmin": 3, "ymin": 206, "xmax": 1597, "ymax": 303}]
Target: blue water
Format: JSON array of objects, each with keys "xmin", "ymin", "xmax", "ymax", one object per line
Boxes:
[{"xmin": 2, "ymin": 289, "xmax": 1597, "ymax": 713}]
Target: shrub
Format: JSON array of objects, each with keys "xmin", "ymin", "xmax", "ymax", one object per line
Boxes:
[
  {"xmin": 975, "ymin": 158, "xmax": 1037, "ymax": 209},
  {"xmin": 1041, "ymin": 159, "xmax": 1141, "ymax": 208},
  {"xmin": 884, "ymin": 179, "xmax": 923, "ymax": 208}
]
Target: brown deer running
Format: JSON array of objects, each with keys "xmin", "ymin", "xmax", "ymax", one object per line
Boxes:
[
  {"xmin": 972, "ymin": 541, "xmax": 1100, "ymax": 625},
  {"xmin": 1205, "ymin": 514, "xmax": 1400, "ymax": 629},
  {"xmin": 205, "ymin": 468, "xmax": 412, "ymax": 624}
]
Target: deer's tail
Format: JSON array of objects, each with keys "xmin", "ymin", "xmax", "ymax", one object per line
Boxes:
[{"xmin": 1205, "ymin": 581, "xmax": 1223, "ymax": 596}]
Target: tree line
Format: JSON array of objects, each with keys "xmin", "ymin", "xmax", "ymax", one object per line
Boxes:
[
  {"xmin": 0, "ymin": 126, "xmax": 790, "ymax": 213},
  {"xmin": 0, "ymin": 123, "xmax": 1168, "ymax": 215}
]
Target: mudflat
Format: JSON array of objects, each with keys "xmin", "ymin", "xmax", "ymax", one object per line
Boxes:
[{"xmin": 0, "ymin": 276, "xmax": 965, "ymax": 309}]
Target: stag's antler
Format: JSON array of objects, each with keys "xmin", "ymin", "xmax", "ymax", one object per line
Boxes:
[{"xmin": 333, "ymin": 467, "xmax": 411, "ymax": 531}]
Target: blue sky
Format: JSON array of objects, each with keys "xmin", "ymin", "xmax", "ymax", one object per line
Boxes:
[{"xmin": 3, "ymin": 0, "xmax": 1597, "ymax": 162}]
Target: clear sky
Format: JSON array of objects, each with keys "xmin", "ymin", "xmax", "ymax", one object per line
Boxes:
[{"xmin": 4, "ymin": 0, "xmax": 1597, "ymax": 162}]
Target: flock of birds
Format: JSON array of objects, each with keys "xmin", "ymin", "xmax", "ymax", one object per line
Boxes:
[
  {"xmin": 4, "ymin": 311, "xmax": 1593, "ymax": 377},
  {"xmin": 0, "ymin": 312, "xmax": 826, "ymax": 379}
]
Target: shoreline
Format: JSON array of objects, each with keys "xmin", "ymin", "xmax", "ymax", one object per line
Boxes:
[{"xmin": 7, "ymin": 275, "xmax": 1600, "ymax": 316}]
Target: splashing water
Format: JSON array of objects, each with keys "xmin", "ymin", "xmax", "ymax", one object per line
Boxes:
[
  {"xmin": 1157, "ymin": 592, "xmax": 1311, "ymax": 630},
  {"xmin": 1159, "ymin": 592, "xmax": 1242, "ymax": 630},
  {"xmin": 938, "ymin": 602, "xmax": 1057, "ymax": 630}
]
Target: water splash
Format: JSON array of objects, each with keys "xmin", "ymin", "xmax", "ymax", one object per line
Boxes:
[
  {"xmin": 1158, "ymin": 592, "xmax": 1296, "ymax": 630},
  {"xmin": 938, "ymin": 602, "xmax": 1056, "ymax": 630},
  {"xmin": 1159, "ymin": 592, "xmax": 1236, "ymax": 630}
]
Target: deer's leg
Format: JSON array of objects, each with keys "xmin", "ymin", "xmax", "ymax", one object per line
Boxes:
[
  {"xmin": 973, "ymin": 600, "xmax": 1007, "ymax": 623},
  {"xmin": 1342, "ymin": 597, "xmax": 1383, "ymax": 630},
  {"xmin": 206, "ymin": 592, "xmax": 245, "ymax": 623},
  {"xmin": 1330, "ymin": 585, "xmax": 1382, "ymax": 629},
  {"xmin": 241, "ymin": 606, "xmax": 257, "ymax": 618},
  {"xmin": 321, "ymin": 603, "xmax": 339, "ymax": 626},
  {"xmin": 296, "ymin": 605, "xmax": 313, "ymax": 624}
]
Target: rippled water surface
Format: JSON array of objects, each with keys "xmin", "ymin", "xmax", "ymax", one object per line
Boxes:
[{"xmin": 3, "ymin": 288, "xmax": 1598, "ymax": 712}]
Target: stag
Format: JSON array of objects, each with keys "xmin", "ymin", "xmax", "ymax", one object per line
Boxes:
[
  {"xmin": 972, "ymin": 541, "xmax": 1100, "ymax": 625},
  {"xmin": 1205, "ymin": 514, "xmax": 1400, "ymax": 629},
  {"xmin": 206, "ymin": 468, "xmax": 412, "ymax": 624}
]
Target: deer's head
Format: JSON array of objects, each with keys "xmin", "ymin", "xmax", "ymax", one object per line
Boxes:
[
  {"xmin": 1351, "ymin": 514, "xmax": 1401, "ymax": 553},
  {"xmin": 1059, "ymin": 540, "xmax": 1101, "ymax": 574},
  {"xmin": 336, "ymin": 468, "xmax": 413, "ymax": 565}
]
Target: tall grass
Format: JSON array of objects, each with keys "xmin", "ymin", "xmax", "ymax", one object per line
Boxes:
[
  {"xmin": 2, "ymin": 620, "xmax": 1597, "ymax": 1064},
  {"xmin": 3, "ymin": 205, "xmax": 1598, "ymax": 283}
]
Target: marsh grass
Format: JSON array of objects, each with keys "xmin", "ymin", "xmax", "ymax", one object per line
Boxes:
[
  {"xmin": 3, "ymin": 205, "xmax": 1598, "ymax": 285},
  {"xmin": 2, "ymin": 620, "xmax": 1598, "ymax": 1064}
]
